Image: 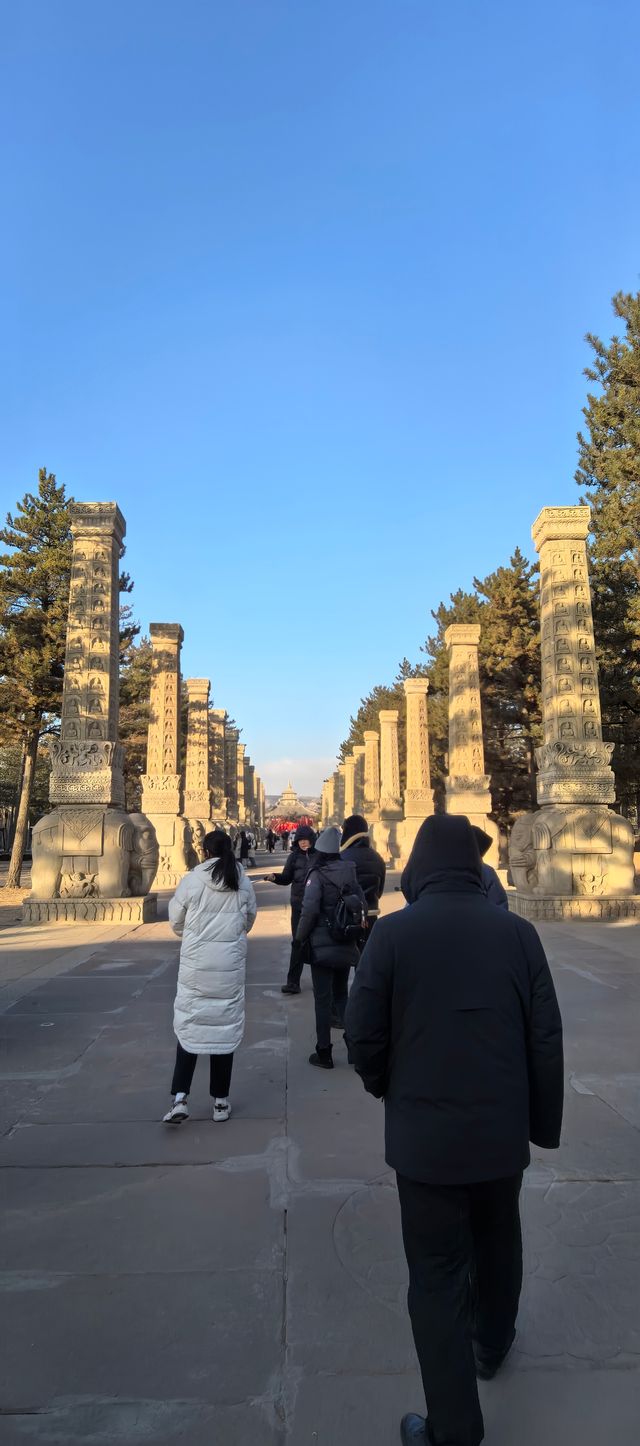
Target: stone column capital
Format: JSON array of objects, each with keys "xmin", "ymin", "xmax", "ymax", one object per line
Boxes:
[
  {"xmin": 149, "ymin": 623, "xmax": 184, "ymax": 647},
  {"xmin": 532, "ymin": 505, "xmax": 591, "ymax": 551},
  {"xmin": 444, "ymin": 625, "xmax": 481, "ymax": 651},
  {"xmin": 403, "ymin": 676, "xmax": 430, "ymax": 696},
  {"xmin": 70, "ymin": 501, "xmax": 126, "ymax": 547}
]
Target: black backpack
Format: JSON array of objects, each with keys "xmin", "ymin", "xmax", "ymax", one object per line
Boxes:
[{"xmin": 323, "ymin": 878, "xmax": 367, "ymax": 944}]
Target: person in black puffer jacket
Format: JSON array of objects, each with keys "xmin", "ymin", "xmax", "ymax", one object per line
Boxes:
[
  {"xmin": 340, "ymin": 814, "xmax": 386, "ymax": 945},
  {"xmin": 296, "ymin": 827, "xmax": 366, "ymax": 1069},
  {"xmin": 264, "ymin": 825, "xmax": 317, "ymax": 994},
  {"xmin": 345, "ymin": 814, "xmax": 563, "ymax": 1446}
]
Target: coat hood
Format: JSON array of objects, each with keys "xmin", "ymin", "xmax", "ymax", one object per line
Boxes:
[
  {"xmin": 294, "ymin": 825, "xmax": 317, "ymax": 846},
  {"xmin": 341, "ymin": 814, "xmax": 369, "ymax": 848},
  {"xmin": 401, "ymin": 815, "xmax": 483, "ymax": 903},
  {"xmin": 315, "ymin": 826, "xmax": 342, "ymax": 856},
  {"xmin": 194, "ymin": 859, "xmax": 241, "ymax": 893}
]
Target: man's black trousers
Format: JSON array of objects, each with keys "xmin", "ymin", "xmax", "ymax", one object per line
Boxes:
[
  {"xmin": 396, "ymin": 1172, "xmax": 523, "ymax": 1446},
  {"xmin": 286, "ymin": 903, "xmax": 304, "ymax": 986}
]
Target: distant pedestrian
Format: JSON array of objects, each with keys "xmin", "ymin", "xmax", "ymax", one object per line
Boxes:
[
  {"xmin": 163, "ymin": 830, "xmax": 257, "ymax": 1125},
  {"xmin": 281, "ymin": 831, "xmax": 289, "ymax": 851},
  {"xmin": 264, "ymin": 825, "xmax": 317, "ymax": 994},
  {"xmin": 296, "ymin": 827, "xmax": 366, "ymax": 1069},
  {"xmin": 472, "ymin": 825, "xmax": 509, "ymax": 910},
  {"xmin": 238, "ymin": 830, "xmax": 250, "ymax": 865},
  {"xmin": 266, "ymin": 829, "xmax": 276, "ymax": 853},
  {"xmin": 339, "ymin": 814, "xmax": 386, "ymax": 943},
  {"xmin": 345, "ymin": 815, "xmax": 563, "ymax": 1446}
]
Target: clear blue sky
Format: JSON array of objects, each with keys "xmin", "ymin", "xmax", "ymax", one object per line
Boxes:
[{"xmin": 2, "ymin": 1, "xmax": 639, "ymax": 793}]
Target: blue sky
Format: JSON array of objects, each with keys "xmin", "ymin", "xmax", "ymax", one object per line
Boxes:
[{"xmin": 2, "ymin": 1, "xmax": 639, "ymax": 793}]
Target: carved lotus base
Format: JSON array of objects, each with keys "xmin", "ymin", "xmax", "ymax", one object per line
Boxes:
[
  {"xmin": 512, "ymin": 893, "xmax": 640, "ymax": 922},
  {"xmin": 21, "ymin": 896, "xmax": 158, "ymax": 926}
]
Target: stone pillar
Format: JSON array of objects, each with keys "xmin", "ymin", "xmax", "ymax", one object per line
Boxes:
[
  {"xmin": 373, "ymin": 710, "xmax": 403, "ymax": 864},
  {"xmin": 399, "ymin": 678, "xmax": 436, "ymax": 861},
  {"xmin": 353, "ymin": 746, "xmax": 366, "ymax": 813},
  {"xmin": 139, "ymin": 623, "xmax": 191, "ymax": 889},
  {"xmin": 209, "ymin": 708, "xmax": 227, "ymax": 823},
  {"xmin": 509, "ymin": 506, "xmax": 637, "ymax": 920},
  {"xmin": 444, "ymin": 628, "xmax": 498, "ymax": 864},
  {"xmin": 336, "ymin": 765, "xmax": 346, "ymax": 824},
  {"xmin": 184, "ymin": 679, "xmax": 212, "ymax": 860},
  {"xmin": 224, "ymin": 726, "xmax": 239, "ymax": 823},
  {"xmin": 26, "ymin": 502, "xmax": 157, "ymax": 924},
  {"xmin": 363, "ymin": 730, "xmax": 380, "ymax": 824},
  {"xmin": 343, "ymin": 754, "xmax": 357, "ymax": 818},
  {"xmin": 236, "ymin": 742, "xmax": 246, "ymax": 826},
  {"xmin": 247, "ymin": 762, "xmax": 256, "ymax": 825},
  {"xmin": 324, "ymin": 775, "xmax": 337, "ymax": 827}
]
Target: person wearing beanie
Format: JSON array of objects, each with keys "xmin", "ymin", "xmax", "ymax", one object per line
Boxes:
[
  {"xmin": 295, "ymin": 826, "xmax": 367, "ymax": 1068},
  {"xmin": 263, "ymin": 825, "xmax": 317, "ymax": 994},
  {"xmin": 340, "ymin": 814, "xmax": 386, "ymax": 940},
  {"xmin": 345, "ymin": 814, "xmax": 563, "ymax": 1446},
  {"xmin": 471, "ymin": 825, "xmax": 509, "ymax": 910}
]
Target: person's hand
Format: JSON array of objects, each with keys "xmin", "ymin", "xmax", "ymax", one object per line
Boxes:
[{"xmin": 264, "ymin": 873, "xmax": 277, "ymax": 883}]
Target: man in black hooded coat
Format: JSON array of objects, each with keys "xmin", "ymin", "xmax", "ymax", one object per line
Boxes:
[{"xmin": 344, "ymin": 815, "xmax": 563, "ymax": 1446}]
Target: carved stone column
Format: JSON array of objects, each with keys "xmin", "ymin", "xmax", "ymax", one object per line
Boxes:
[
  {"xmin": 444, "ymin": 628, "xmax": 498, "ymax": 863},
  {"xmin": 224, "ymin": 726, "xmax": 239, "ymax": 823},
  {"xmin": 335, "ymin": 766, "xmax": 346, "ymax": 824},
  {"xmin": 184, "ymin": 679, "xmax": 212, "ymax": 860},
  {"xmin": 353, "ymin": 745, "xmax": 366, "ymax": 813},
  {"xmin": 236, "ymin": 742, "xmax": 246, "ymax": 827},
  {"xmin": 400, "ymin": 678, "xmax": 436, "ymax": 860},
  {"xmin": 139, "ymin": 623, "xmax": 191, "ymax": 888},
  {"xmin": 373, "ymin": 710, "xmax": 403, "ymax": 864},
  {"xmin": 324, "ymin": 775, "xmax": 337, "ymax": 827},
  {"xmin": 363, "ymin": 730, "xmax": 380, "ymax": 824},
  {"xmin": 208, "ymin": 707, "xmax": 227, "ymax": 823},
  {"xmin": 343, "ymin": 754, "xmax": 357, "ymax": 818},
  {"xmin": 509, "ymin": 506, "xmax": 637, "ymax": 920},
  {"xmin": 26, "ymin": 502, "xmax": 157, "ymax": 924}
]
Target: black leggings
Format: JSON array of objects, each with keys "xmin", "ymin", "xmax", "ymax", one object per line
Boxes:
[{"xmin": 171, "ymin": 1041, "xmax": 234, "ymax": 1098}]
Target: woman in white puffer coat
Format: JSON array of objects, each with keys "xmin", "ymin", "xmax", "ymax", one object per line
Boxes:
[{"xmin": 163, "ymin": 830, "xmax": 257, "ymax": 1124}]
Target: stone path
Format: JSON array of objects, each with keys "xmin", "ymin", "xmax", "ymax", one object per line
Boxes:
[{"xmin": 0, "ymin": 861, "xmax": 638, "ymax": 1444}]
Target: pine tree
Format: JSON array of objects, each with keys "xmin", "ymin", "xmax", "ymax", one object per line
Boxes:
[
  {"xmin": 576, "ymin": 291, "xmax": 640, "ymax": 817},
  {"xmin": 0, "ymin": 471, "xmax": 73, "ymax": 886}
]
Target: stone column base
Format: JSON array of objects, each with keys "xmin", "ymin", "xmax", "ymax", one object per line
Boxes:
[
  {"xmin": 144, "ymin": 814, "xmax": 192, "ymax": 889},
  {"xmin": 22, "ymin": 896, "xmax": 158, "ymax": 926},
  {"xmin": 373, "ymin": 816, "xmax": 402, "ymax": 866},
  {"xmin": 512, "ymin": 893, "xmax": 640, "ymax": 922},
  {"xmin": 398, "ymin": 816, "xmax": 430, "ymax": 865}
]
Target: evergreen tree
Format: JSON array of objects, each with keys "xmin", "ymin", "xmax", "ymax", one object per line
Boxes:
[
  {"xmin": 576, "ymin": 291, "xmax": 640, "ymax": 817},
  {"xmin": 338, "ymin": 659, "xmax": 428, "ymax": 792},
  {"xmin": 0, "ymin": 471, "xmax": 73, "ymax": 886}
]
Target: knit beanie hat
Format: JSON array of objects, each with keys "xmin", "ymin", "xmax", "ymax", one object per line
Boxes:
[{"xmin": 315, "ymin": 826, "xmax": 342, "ymax": 855}]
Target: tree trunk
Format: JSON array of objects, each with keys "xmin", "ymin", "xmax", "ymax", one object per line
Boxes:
[{"xmin": 6, "ymin": 727, "xmax": 40, "ymax": 889}]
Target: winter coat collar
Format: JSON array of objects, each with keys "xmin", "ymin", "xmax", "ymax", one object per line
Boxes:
[{"xmin": 340, "ymin": 832, "xmax": 369, "ymax": 850}]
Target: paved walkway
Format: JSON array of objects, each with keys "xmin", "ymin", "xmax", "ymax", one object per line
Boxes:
[{"xmin": 0, "ymin": 861, "xmax": 638, "ymax": 1444}]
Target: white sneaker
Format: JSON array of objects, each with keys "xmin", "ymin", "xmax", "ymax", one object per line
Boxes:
[
  {"xmin": 163, "ymin": 1099, "xmax": 189, "ymax": 1124},
  {"xmin": 213, "ymin": 1098, "xmax": 231, "ymax": 1122}
]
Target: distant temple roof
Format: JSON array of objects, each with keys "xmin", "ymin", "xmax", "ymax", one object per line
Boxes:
[{"xmin": 267, "ymin": 780, "xmax": 311, "ymax": 821}]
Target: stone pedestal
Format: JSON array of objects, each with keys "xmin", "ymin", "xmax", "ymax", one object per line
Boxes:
[
  {"xmin": 363, "ymin": 731, "xmax": 380, "ymax": 825},
  {"xmin": 184, "ymin": 678, "xmax": 212, "ymax": 858},
  {"xmin": 444, "ymin": 626, "xmax": 498, "ymax": 864},
  {"xmin": 373, "ymin": 710, "xmax": 403, "ymax": 865},
  {"xmin": 400, "ymin": 678, "xmax": 435, "ymax": 862},
  {"xmin": 509, "ymin": 506, "xmax": 637, "ymax": 919},
  {"xmin": 25, "ymin": 503, "xmax": 157, "ymax": 924},
  {"xmin": 140, "ymin": 623, "xmax": 191, "ymax": 889}
]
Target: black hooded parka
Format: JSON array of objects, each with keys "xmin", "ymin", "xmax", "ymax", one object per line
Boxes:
[
  {"xmin": 344, "ymin": 815, "xmax": 564, "ymax": 1185},
  {"xmin": 270, "ymin": 826, "xmax": 317, "ymax": 908}
]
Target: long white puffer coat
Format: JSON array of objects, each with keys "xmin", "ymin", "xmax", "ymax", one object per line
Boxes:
[{"xmin": 168, "ymin": 862, "xmax": 257, "ymax": 1054}]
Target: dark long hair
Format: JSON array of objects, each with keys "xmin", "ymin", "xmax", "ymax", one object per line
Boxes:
[{"xmin": 203, "ymin": 830, "xmax": 239, "ymax": 891}]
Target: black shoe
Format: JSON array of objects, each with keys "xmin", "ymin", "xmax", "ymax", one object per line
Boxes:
[
  {"xmin": 308, "ymin": 1049, "xmax": 334, "ymax": 1070},
  {"xmin": 400, "ymin": 1415, "xmax": 427, "ymax": 1444},
  {"xmin": 281, "ymin": 984, "xmax": 301, "ymax": 995},
  {"xmin": 473, "ymin": 1339, "xmax": 513, "ymax": 1380}
]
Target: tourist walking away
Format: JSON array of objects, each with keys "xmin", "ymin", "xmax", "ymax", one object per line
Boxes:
[
  {"xmin": 296, "ymin": 826, "xmax": 366, "ymax": 1069},
  {"xmin": 340, "ymin": 813, "xmax": 386, "ymax": 942},
  {"xmin": 238, "ymin": 829, "xmax": 251, "ymax": 866},
  {"xmin": 263, "ymin": 825, "xmax": 317, "ymax": 994},
  {"xmin": 345, "ymin": 815, "xmax": 563, "ymax": 1446},
  {"xmin": 281, "ymin": 831, "xmax": 289, "ymax": 850},
  {"xmin": 266, "ymin": 828, "xmax": 276, "ymax": 853},
  {"xmin": 472, "ymin": 825, "xmax": 508, "ymax": 910},
  {"xmin": 163, "ymin": 830, "xmax": 257, "ymax": 1124}
]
